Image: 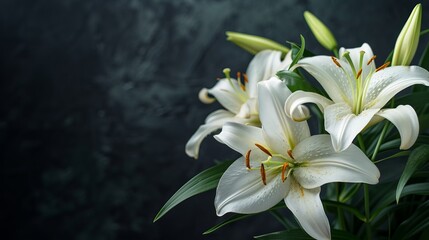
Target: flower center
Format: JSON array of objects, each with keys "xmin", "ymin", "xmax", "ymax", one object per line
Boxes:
[
  {"xmin": 246, "ymin": 143, "xmax": 301, "ymax": 185},
  {"xmin": 331, "ymin": 52, "xmax": 390, "ymax": 114}
]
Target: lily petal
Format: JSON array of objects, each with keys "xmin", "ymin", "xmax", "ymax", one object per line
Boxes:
[
  {"xmin": 339, "ymin": 43, "xmax": 376, "ymax": 81},
  {"xmin": 246, "ymin": 50, "xmax": 291, "ymax": 98},
  {"xmin": 324, "ymin": 103, "xmax": 380, "ymax": 152},
  {"xmin": 376, "ymin": 105, "xmax": 419, "ymax": 150},
  {"xmin": 185, "ymin": 110, "xmax": 235, "ymax": 158},
  {"xmin": 214, "ymin": 122, "xmax": 266, "ymax": 156},
  {"xmin": 208, "ymin": 78, "xmax": 247, "ymax": 114},
  {"xmin": 294, "ymin": 56, "xmax": 354, "ymax": 104},
  {"xmin": 364, "ymin": 66, "xmax": 429, "ymax": 109},
  {"xmin": 258, "ymin": 77, "xmax": 310, "ymax": 155},
  {"xmin": 285, "ymin": 90, "xmax": 334, "ymax": 120},
  {"xmin": 215, "ymin": 157, "xmax": 289, "ymax": 216},
  {"xmin": 293, "ymin": 135, "xmax": 380, "ymax": 188},
  {"xmin": 284, "ymin": 179, "xmax": 330, "ymax": 240}
]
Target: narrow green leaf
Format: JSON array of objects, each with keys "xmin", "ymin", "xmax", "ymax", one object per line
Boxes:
[
  {"xmin": 339, "ymin": 183, "xmax": 361, "ymax": 202},
  {"xmin": 373, "ymin": 151, "xmax": 410, "ymax": 164},
  {"xmin": 254, "ymin": 229, "xmax": 359, "ymax": 240},
  {"xmin": 288, "ymin": 35, "xmax": 306, "ymax": 70},
  {"xmin": 203, "ymin": 214, "xmax": 252, "ymax": 234},
  {"xmin": 323, "ymin": 200, "xmax": 366, "ymax": 221},
  {"xmin": 419, "ymin": 40, "xmax": 429, "ymax": 71},
  {"xmin": 153, "ymin": 160, "xmax": 233, "ymax": 222},
  {"xmin": 376, "ymin": 183, "xmax": 429, "ymax": 210},
  {"xmin": 276, "ymin": 70, "xmax": 318, "ymax": 93},
  {"xmin": 396, "ymin": 145, "xmax": 429, "ymax": 203},
  {"xmin": 393, "ymin": 201, "xmax": 429, "ymax": 240}
]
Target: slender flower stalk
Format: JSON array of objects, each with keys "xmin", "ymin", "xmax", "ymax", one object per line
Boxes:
[
  {"xmin": 285, "ymin": 43, "xmax": 429, "ymax": 152},
  {"xmin": 186, "ymin": 50, "xmax": 292, "ymax": 158},
  {"xmin": 214, "ymin": 77, "xmax": 380, "ymax": 240}
]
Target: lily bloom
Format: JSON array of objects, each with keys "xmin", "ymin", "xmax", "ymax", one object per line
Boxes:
[
  {"xmin": 186, "ymin": 50, "xmax": 292, "ymax": 159},
  {"xmin": 285, "ymin": 43, "xmax": 429, "ymax": 152},
  {"xmin": 214, "ymin": 77, "xmax": 379, "ymax": 240}
]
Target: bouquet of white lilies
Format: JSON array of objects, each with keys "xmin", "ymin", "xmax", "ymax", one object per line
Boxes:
[{"xmin": 155, "ymin": 4, "xmax": 429, "ymax": 240}]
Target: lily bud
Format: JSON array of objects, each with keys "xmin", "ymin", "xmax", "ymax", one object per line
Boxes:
[
  {"xmin": 392, "ymin": 4, "xmax": 422, "ymax": 66},
  {"xmin": 226, "ymin": 31, "xmax": 289, "ymax": 56},
  {"xmin": 303, "ymin": 11, "xmax": 337, "ymax": 51}
]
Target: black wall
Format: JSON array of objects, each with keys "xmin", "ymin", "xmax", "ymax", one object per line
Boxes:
[{"xmin": 1, "ymin": 0, "xmax": 428, "ymax": 239}]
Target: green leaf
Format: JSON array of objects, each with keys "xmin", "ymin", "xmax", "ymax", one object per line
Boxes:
[
  {"xmin": 373, "ymin": 151, "xmax": 410, "ymax": 164},
  {"xmin": 288, "ymin": 35, "xmax": 306, "ymax": 70},
  {"xmin": 393, "ymin": 201, "xmax": 429, "ymax": 240},
  {"xmin": 323, "ymin": 200, "xmax": 366, "ymax": 221},
  {"xmin": 396, "ymin": 145, "xmax": 429, "ymax": 203},
  {"xmin": 375, "ymin": 183, "xmax": 429, "ymax": 210},
  {"xmin": 395, "ymin": 92, "xmax": 429, "ymax": 110},
  {"xmin": 203, "ymin": 213, "xmax": 252, "ymax": 234},
  {"xmin": 419, "ymin": 40, "xmax": 429, "ymax": 71},
  {"xmin": 254, "ymin": 229, "xmax": 359, "ymax": 240},
  {"xmin": 276, "ymin": 70, "xmax": 318, "ymax": 93},
  {"xmin": 153, "ymin": 160, "xmax": 233, "ymax": 222}
]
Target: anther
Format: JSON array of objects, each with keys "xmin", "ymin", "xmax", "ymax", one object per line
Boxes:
[
  {"xmin": 255, "ymin": 143, "xmax": 272, "ymax": 156},
  {"xmin": 375, "ymin": 61, "xmax": 390, "ymax": 72},
  {"xmin": 367, "ymin": 55, "xmax": 377, "ymax": 65},
  {"xmin": 260, "ymin": 163, "xmax": 267, "ymax": 185},
  {"xmin": 356, "ymin": 68, "xmax": 363, "ymax": 79},
  {"xmin": 243, "ymin": 73, "xmax": 248, "ymax": 83},
  {"xmin": 245, "ymin": 150, "xmax": 251, "ymax": 169},
  {"xmin": 287, "ymin": 150, "xmax": 294, "ymax": 159},
  {"xmin": 331, "ymin": 56, "xmax": 342, "ymax": 68},
  {"xmin": 281, "ymin": 163, "xmax": 289, "ymax": 182},
  {"xmin": 240, "ymin": 84, "xmax": 246, "ymax": 91}
]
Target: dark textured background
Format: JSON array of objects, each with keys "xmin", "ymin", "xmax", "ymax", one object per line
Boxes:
[{"xmin": 1, "ymin": 0, "xmax": 428, "ymax": 239}]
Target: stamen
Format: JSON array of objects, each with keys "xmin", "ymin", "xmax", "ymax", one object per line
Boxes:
[
  {"xmin": 331, "ymin": 56, "xmax": 342, "ymax": 68},
  {"xmin": 223, "ymin": 68, "xmax": 231, "ymax": 79},
  {"xmin": 236, "ymin": 71, "xmax": 241, "ymax": 80},
  {"xmin": 245, "ymin": 150, "xmax": 251, "ymax": 169},
  {"xmin": 198, "ymin": 88, "xmax": 215, "ymax": 104},
  {"xmin": 287, "ymin": 150, "xmax": 294, "ymax": 159},
  {"xmin": 281, "ymin": 163, "xmax": 289, "ymax": 182},
  {"xmin": 376, "ymin": 61, "xmax": 390, "ymax": 72},
  {"xmin": 356, "ymin": 68, "xmax": 363, "ymax": 79},
  {"xmin": 260, "ymin": 163, "xmax": 267, "ymax": 185},
  {"xmin": 342, "ymin": 51, "xmax": 357, "ymax": 75},
  {"xmin": 367, "ymin": 55, "xmax": 377, "ymax": 65},
  {"xmin": 243, "ymin": 73, "xmax": 248, "ymax": 83},
  {"xmin": 359, "ymin": 51, "xmax": 365, "ymax": 70},
  {"xmin": 255, "ymin": 143, "xmax": 272, "ymax": 156},
  {"xmin": 240, "ymin": 84, "xmax": 246, "ymax": 91}
]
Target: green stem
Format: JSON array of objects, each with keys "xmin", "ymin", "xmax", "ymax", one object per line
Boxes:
[
  {"xmin": 358, "ymin": 134, "xmax": 366, "ymax": 154},
  {"xmin": 333, "ymin": 48, "xmax": 339, "ymax": 58},
  {"xmin": 336, "ymin": 183, "xmax": 346, "ymax": 231},
  {"xmin": 371, "ymin": 121, "xmax": 389, "ymax": 162},
  {"xmin": 364, "ymin": 184, "xmax": 372, "ymax": 240}
]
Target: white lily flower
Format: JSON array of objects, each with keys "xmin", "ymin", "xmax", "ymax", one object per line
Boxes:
[
  {"xmin": 186, "ymin": 50, "xmax": 292, "ymax": 159},
  {"xmin": 214, "ymin": 77, "xmax": 380, "ymax": 240},
  {"xmin": 285, "ymin": 43, "xmax": 429, "ymax": 152}
]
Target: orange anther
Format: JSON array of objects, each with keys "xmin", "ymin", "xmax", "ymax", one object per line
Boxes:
[
  {"xmin": 260, "ymin": 164, "xmax": 267, "ymax": 185},
  {"xmin": 255, "ymin": 143, "xmax": 272, "ymax": 156},
  {"xmin": 245, "ymin": 150, "xmax": 251, "ymax": 169}
]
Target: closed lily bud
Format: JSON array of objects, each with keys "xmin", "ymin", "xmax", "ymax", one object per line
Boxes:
[
  {"xmin": 226, "ymin": 31, "xmax": 289, "ymax": 55},
  {"xmin": 304, "ymin": 11, "xmax": 337, "ymax": 51},
  {"xmin": 392, "ymin": 4, "xmax": 422, "ymax": 66}
]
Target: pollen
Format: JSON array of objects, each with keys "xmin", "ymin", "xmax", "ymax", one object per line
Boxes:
[
  {"xmin": 331, "ymin": 56, "xmax": 342, "ymax": 68},
  {"xmin": 376, "ymin": 61, "xmax": 390, "ymax": 72},
  {"xmin": 245, "ymin": 150, "xmax": 251, "ymax": 169},
  {"xmin": 367, "ymin": 55, "xmax": 377, "ymax": 65},
  {"xmin": 287, "ymin": 149, "xmax": 294, "ymax": 159},
  {"xmin": 281, "ymin": 163, "xmax": 289, "ymax": 182},
  {"xmin": 243, "ymin": 73, "xmax": 248, "ymax": 83},
  {"xmin": 260, "ymin": 163, "xmax": 267, "ymax": 185},
  {"xmin": 255, "ymin": 143, "xmax": 272, "ymax": 156},
  {"xmin": 356, "ymin": 68, "xmax": 363, "ymax": 79}
]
